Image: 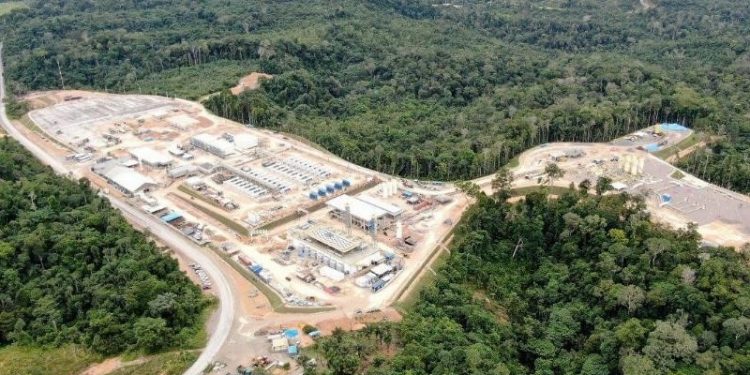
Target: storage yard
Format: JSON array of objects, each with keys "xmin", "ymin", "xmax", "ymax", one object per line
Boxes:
[{"xmin": 28, "ymin": 92, "xmax": 468, "ymax": 312}]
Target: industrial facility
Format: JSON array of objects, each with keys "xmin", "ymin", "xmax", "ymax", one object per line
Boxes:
[
  {"xmin": 29, "ymin": 92, "xmax": 468, "ymax": 312},
  {"xmin": 23, "ymin": 90, "xmax": 750, "ymax": 374}
]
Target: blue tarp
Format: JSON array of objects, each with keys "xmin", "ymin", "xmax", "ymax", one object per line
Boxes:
[
  {"xmin": 160, "ymin": 211, "xmax": 182, "ymax": 222},
  {"xmin": 285, "ymin": 329, "xmax": 299, "ymax": 339},
  {"xmin": 644, "ymin": 143, "xmax": 661, "ymax": 152},
  {"xmin": 250, "ymin": 264, "xmax": 263, "ymax": 274},
  {"xmin": 288, "ymin": 345, "xmax": 298, "ymax": 355},
  {"xmin": 660, "ymin": 123, "xmax": 689, "ymax": 132},
  {"xmin": 660, "ymin": 194, "xmax": 672, "ymax": 204}
]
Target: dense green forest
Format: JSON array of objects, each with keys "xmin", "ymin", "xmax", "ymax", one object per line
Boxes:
[
  {"xmin": 676, "ymin": 140, "xmax": 750, "ymax": 194},
  {"xmin": 309, "ymin": 182, "xmax": 750, "ymax": 375},
  {"xmin": 0, "ymin": 139, "xmax": 207, "ymax": 354},
  {"xmin": 0, "ymin": 0, "xmax": 748, "ymax": 182}
]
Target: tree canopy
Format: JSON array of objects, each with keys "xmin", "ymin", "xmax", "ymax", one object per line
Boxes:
[
  {"xmin": 313, "ymin": 188, "xmax": 750, "ymax": 374},
  {"xmin": 0, "ymin": 139, "xmax": 207, "ymax": 354},
  {"xmin": 0, "ymin": 0, "xmax": 748, "ymax": 181}
]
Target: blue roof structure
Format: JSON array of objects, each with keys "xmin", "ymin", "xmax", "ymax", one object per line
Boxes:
[
  {"xmin": 288, "ymin": 345, "xmax": 298, "ymax": 355},
  {"xmin": 285, "ymin": 329, "xmax": 299, "ymax": 339},
  {"xmin": 160, "ymin": 211, "xmax": 182, "ymax": 222}
]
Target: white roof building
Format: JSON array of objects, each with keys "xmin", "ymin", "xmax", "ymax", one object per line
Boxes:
[
  {"xmin": 101, "ymin": 165, "xmax": 156, "ymax": 195},
  {"xmin": 357, "ymin": 195, "xmax": 404, "ymax": 217},
  {"xmin": 191, "ymin": 133, "xmax": 235, "ymax": 158},
  {"xmin": 129, "ymin": 147, "xmax": 173, "ymax": 167},
  {"xmin": 371, "ymin": 263, "xmax": 394, "ymax": 277},
  {"xmin": 327, "ymin": 195, "xmax": 387, "ymax": 222},
  {"xmin": 611, "ymin": 182, "xmax": 628, "ymax": 191},
  {"xmin": 234, "ymin": 133, "xmax": 259, "ymax": 150}
]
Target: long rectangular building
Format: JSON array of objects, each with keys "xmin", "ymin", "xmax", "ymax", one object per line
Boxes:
[{"xmin": 92, "ymin": 160, "xmax": 156, "ymax": 196}]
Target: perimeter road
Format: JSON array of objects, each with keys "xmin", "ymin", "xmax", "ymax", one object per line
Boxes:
[{"xmin": 0, "ymin": 43, "xmax": 235, "ymax": 375}]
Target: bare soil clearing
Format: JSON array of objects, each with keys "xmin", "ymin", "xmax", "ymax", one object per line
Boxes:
[
  {"xmin": 230, "ymin": 72, "xmax": 273, "ymax": 95},
  {"xmin": 473, "ymin": 129, "xmax": 750, "ymax": 250},
  {"xmin": 78, "ymin": 357, "xmax": 147, "ymax": 375}
]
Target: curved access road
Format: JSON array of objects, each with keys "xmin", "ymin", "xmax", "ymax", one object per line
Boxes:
[{"xmin": 0, "ymin": 43, "xmax": 234, "ymax": 375}]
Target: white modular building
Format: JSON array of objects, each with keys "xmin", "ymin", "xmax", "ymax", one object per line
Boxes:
[
  {"xmin": 327, "ymin": 194, "xmax": 388, "ymax": 230},
  {"xmin": 129, "ymin": 147, "xmax": 173, "ymax": 168},
  {"xmin": 356, "ymin": 195, "xmax": 404, "ymax": 217},
  {"xmin": 191, "ymin": 133, "xmax": 236, "ymax": 158}
]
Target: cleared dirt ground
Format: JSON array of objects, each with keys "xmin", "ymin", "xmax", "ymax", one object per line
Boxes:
[
  {"xmin": 474, "ymin": 137, "xmax": 750, "ymax": 250},
  {"xmin": 78, "ymin": 357, "xmax": 148, "ymax": 375},
  {"xmin": 230, "ymin": 72, "xmax": 273, "ymax": 95}
]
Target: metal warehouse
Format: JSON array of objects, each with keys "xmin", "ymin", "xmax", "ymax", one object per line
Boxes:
[{"xmin": 93, "ymin": 162, "xmax": 157, "ymax": 196}]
